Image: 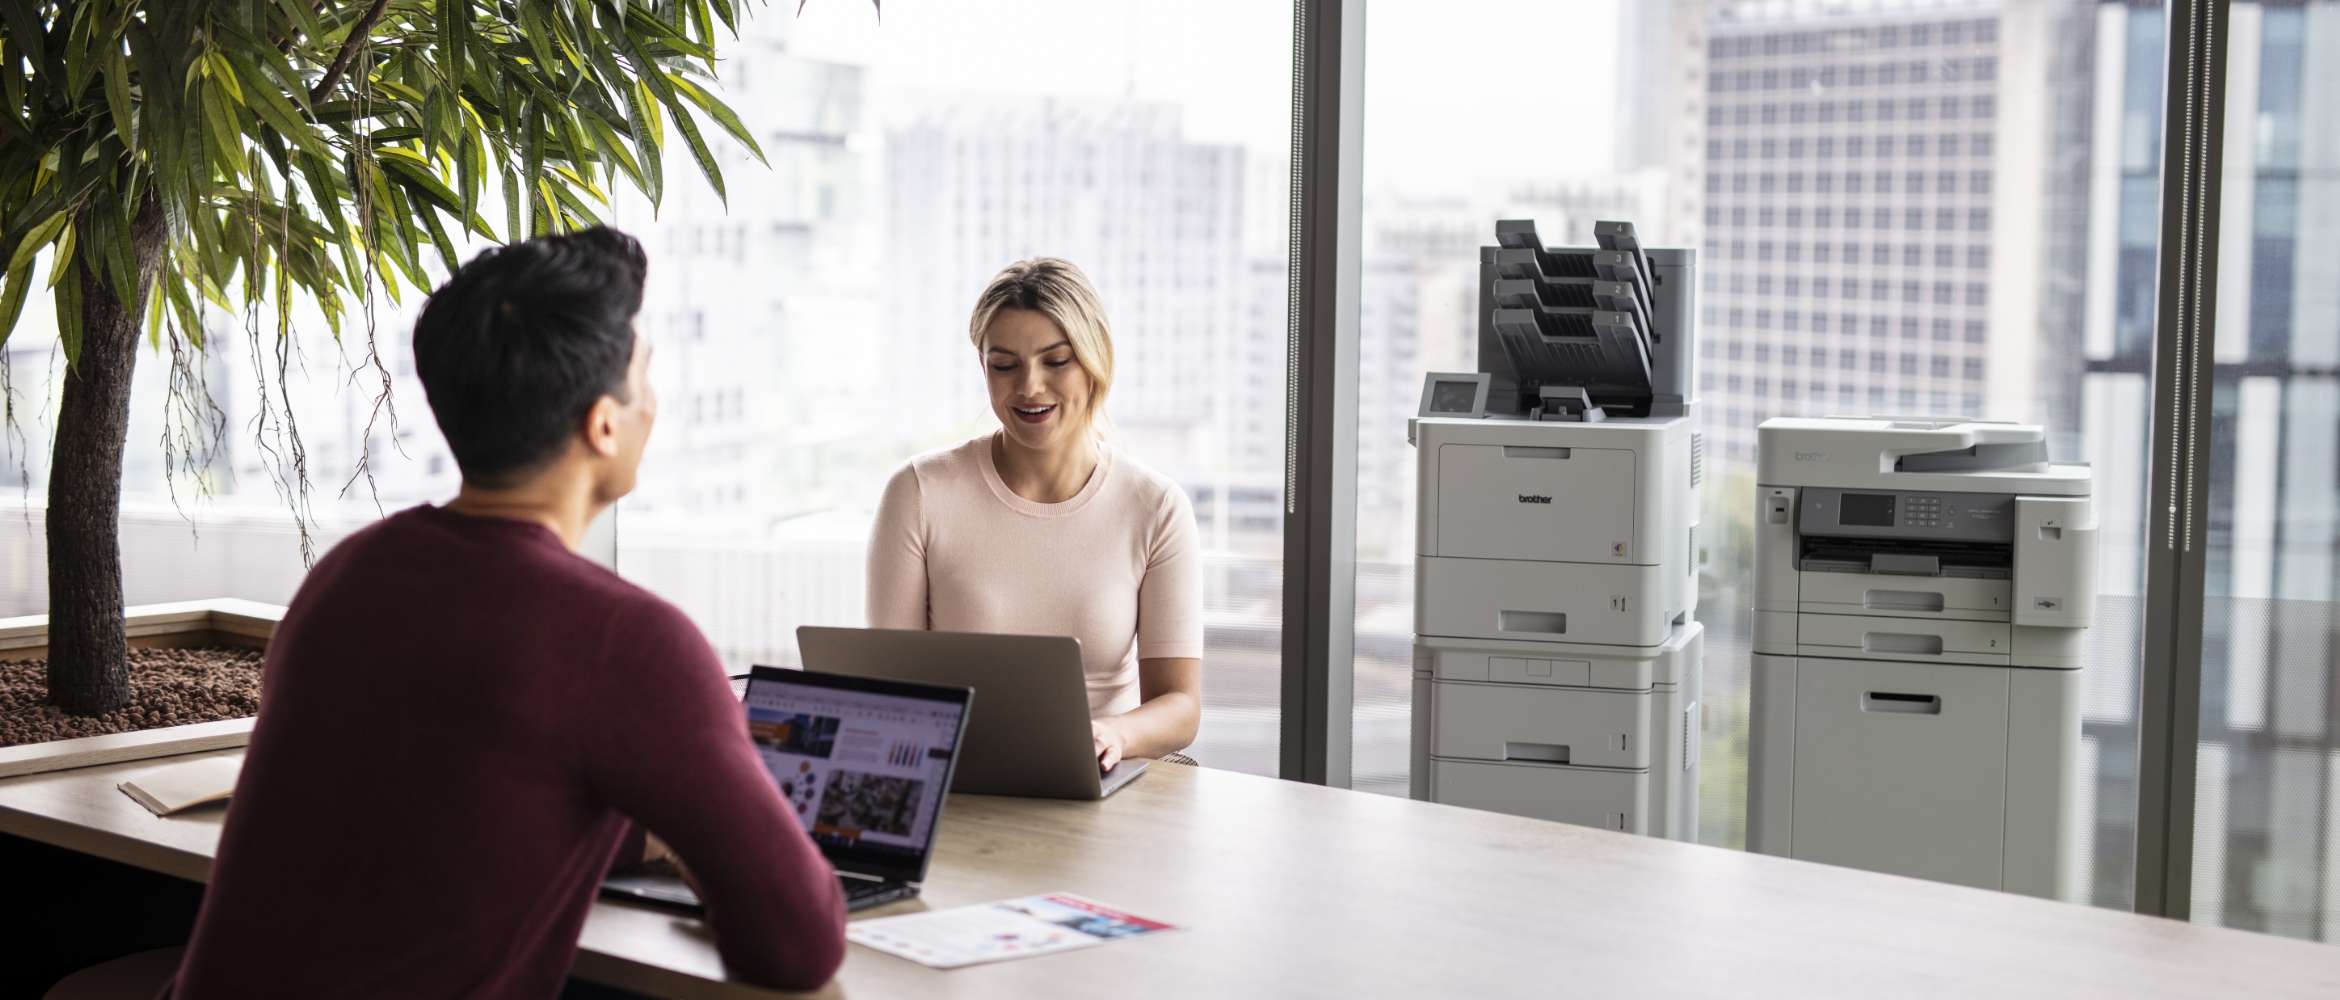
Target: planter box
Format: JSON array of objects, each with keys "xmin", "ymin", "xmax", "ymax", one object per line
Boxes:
[{"xmin": 0, "ymin": 599, "xmax": 284, "ymax": 779}]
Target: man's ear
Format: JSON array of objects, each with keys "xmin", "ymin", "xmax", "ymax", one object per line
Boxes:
[{"xmin": 584, "ymin": 395, "xmax": 623, "ymax": 459}]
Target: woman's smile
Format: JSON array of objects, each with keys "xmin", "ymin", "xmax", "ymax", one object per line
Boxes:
[{"xmin": 1012, "ymin": 403, "xmax": 1058, "ymax": 424}]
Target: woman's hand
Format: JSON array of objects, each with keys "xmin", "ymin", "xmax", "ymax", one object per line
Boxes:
[{"xmin": 1091, "ymin": 717, "xmax": 1129, "ymax": 773}]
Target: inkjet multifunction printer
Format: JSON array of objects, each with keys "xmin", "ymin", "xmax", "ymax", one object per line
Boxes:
[
  {"xmin": 1750, "ymin": 417, "xmax": 2095, "ymax": 898},
  {"xmin": 1407, "ymin": 220, "xmax": 1703, "ymax": 840}
]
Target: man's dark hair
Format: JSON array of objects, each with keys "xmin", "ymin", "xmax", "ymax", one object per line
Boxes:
[{"xmin": 413, "ymin": 226, "xmax": 649, "ymax": 487}]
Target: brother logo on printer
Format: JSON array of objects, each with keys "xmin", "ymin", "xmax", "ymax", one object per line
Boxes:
[
  {"xmin": 1517, "ymin": 494, "xmax": 1553, "ymax": 504},
  {"xmin": 1794, "ymin": 450, "xmax": 1825, "ymax": 462}
]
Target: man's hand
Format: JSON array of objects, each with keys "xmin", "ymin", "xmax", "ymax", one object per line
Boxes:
[
  {"xmin": 642, "ymin": 832, "xmax": 679, "ymax": 870},
  {"xmin": 1091, "ymin": 717, "xmax": 1129, "ymax": 774},
  {"xmin": 642, "ymin": 832, "xmax": 701, "ymax": 895}
]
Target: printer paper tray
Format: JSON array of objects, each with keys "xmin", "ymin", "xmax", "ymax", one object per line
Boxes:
[
  {"xmin": 1799, "ymin": 571, "xmax": 2012, "ymax": 623},
  {"xmin": 1426, "ymin": 758, "xmax": 1650, "ymax": 833},
  {"xmin": 1796, "ymin": 614, "xmax": 2012, "ymax": 666},
  {"xmin": 1431, "ymin": 680, "xmax": 1650, "ymax": 769}
]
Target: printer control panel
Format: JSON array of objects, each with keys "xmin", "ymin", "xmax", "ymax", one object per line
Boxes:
[{"xmin": 1800, "ymin": 488, "xmax": 2014, "ymax": 543}]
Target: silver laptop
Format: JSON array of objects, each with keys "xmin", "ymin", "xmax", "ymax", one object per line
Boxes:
[
  {"xmin": 602, "ymin": 666, "xmax": 973, "ymax": 913},
  {"xmin": 796, "ymin": 627, "xmax": 1149, "ymax": 800}
]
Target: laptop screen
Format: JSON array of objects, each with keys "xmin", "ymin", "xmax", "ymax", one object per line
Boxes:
[{"xmin": 743, "ymin": 666, "xmax": 972, "ymax": 883}]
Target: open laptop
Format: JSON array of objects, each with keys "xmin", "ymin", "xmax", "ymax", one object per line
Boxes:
[
  {"xmin": 601, "ymin": 666, "xmax": 973, "ymax": 913},
  {"xmin": 796, "ymin": 626, "xmax": 1148, "ymax": 800}
]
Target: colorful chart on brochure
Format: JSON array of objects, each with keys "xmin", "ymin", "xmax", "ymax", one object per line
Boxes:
[{"xmin": 845, "ymin": 893, "xmax": 1177, "ymax": 969}]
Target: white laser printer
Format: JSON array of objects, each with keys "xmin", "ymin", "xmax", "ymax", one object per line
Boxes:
[
  {"xmin": 1749, "ymin": 416, "xmax": 2095, "ymax": 898},
  {"xmin": 1407, "ymin": 220, "xmax": 1703, "ymax": 840}
]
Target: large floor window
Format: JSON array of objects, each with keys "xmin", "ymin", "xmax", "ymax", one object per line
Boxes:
[
  {"xmin": 601, "ymin": 3, "xmax": 1296, "ymax": 776},
  {"xmin": 1350, "ymin": 0, "xmax": 2228, "ymax": 926}
]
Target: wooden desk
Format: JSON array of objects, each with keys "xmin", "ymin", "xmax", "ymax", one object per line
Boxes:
[{"xmin": 4, "ymin": 750, "xmax": 2338, "ymax": 999}]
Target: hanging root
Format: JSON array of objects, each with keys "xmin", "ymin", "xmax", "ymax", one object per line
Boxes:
[
  {"xmin": 160, "ymin": 321, "xmax": 229, "ymax": 533},
  {"xmin": 2, "ymin": 348, "xmax": 30, "ymax": 529},
  {"xmin": 244, "ymin": 299, "xmax": 316, "ymax": 568},
  {"xmin": 337, "ymin": 300, "xmax": 401, "ymax": 516},
  {"xmin": 338, "ymin": 35, "xmax": 398, "ymax": 518}
]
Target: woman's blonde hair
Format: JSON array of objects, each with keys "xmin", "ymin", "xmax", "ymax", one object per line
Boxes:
[{"xmin": 968, "ymin": 257, "xmax": 1116, "ymax": 419}]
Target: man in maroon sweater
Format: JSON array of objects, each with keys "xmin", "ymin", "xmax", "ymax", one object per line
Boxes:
[{"xmin": 171, "ymin": 228, "xmax": 846, "ymax": 996}]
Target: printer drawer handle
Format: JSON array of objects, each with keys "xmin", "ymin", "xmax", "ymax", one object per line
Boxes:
[
  {"xmin": 1863, "ymin": 691, "xmax": 1943, "ymax": 715},
  {"xmin": 1861, "ymin": 632, "xmax": 1944, "ymax": 656},
  {"xmin": 1864, "ymin": 589, "xmax": 1947, "ymax": 613},
  {"xmin": 1498, "ymin": 610, "xmax": 1568, "ymax": 635},
  {"xmin": 1503, "ymin": 741, "xmax": 1571, "ymax": 764}
]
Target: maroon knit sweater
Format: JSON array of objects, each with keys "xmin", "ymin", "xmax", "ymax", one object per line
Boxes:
[{"xmin": 170, "ymin": 505, "xmax": 845, "ymax": 997}]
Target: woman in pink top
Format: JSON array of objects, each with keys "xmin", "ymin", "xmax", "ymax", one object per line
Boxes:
[{"xmin": 867, "ymin": 258, "xmax": 1203, "ymax": 771}]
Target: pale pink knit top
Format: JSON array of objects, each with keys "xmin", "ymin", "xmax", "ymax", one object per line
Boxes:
[{"xmin": 865, "ymin": 433, "xmax": 1204, "ymax": 715}]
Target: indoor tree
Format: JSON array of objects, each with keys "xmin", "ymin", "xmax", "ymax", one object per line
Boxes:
[{"xmin": 0, "ymin": 0, "xmax": 858, "ymax": 716}]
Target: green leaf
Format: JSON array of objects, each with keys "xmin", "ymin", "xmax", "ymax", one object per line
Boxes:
[
  {"xmin": 583, "ymin": 115, "xmax": 646, "ymax": 192},
  {"xmin": 104, "ymin": 47, "xmax": 136, "ymax": 145},
  {"xmin": 630, "ymin": 78, "xmax": 666, "ymax": 151},
  {"xmin": 515, "ymin": 2, "xmax": 560, "ymax": 73},
  {"xmin": 621, "ymin": 79, "xmax": 663, "ymax": 205},
  {"xmin": 379, "ymin": 150, "xmax": 493, "ymax": 235},
  {"xmin": 7, "ymin": 212, "xmax": 68, "ymax": 274},
  {"xmin": 522, "ymin": 103, "xmax": 546, "ymax": 235},
  {"xmin": 622, "ymin": 5, "xmax": 714, "ymax": 61},
  {"xmin": 220, "ymin": 49, "xmax": 326, "ymax": 156},
  {"xmin": 164, "ymin": 271, "xmax": 204, "ymax": 351},
  {"xmin": 47, "ymin": 223, "xmax": 77, "ymax": 290},
  {"xmin": 0, "ymin": 260, "xmax": 32, "ymax": 347},
  {"xmin": 296, "ymin": 151, "xmax": 347, "ymax": 238},
  {"xmin": 248, "ymin": 48, "xmax": 317, "ymax": 116},
  {"xmin": 414, "ymin": 198, "xmax": 459, "ymax": 273},
  {"xmin": 203, "ymin": 50, "xmax": 245, "ymax": 106},
  {"xmin": 668, "ymin": 73, "xmax": 763, "ymax": 165},
  {"xmin": 663, "ymin": 94, "xmax": 725, "ymax": 205},
  {"xmin": 544, "ymin": 177, "xmax": 605, "ymax": 227},
  {"xmin": 1, "ymin": 37, "xmax": 27, "ymax": 139},
  {"xmin": 456, "ymin": 131, "xmax": 480, "ymax": 234},
  {"xmin": 143, "ymin": 270, "xmax": 166, "ymax": 350},
  {"xmin": 54, "ymin": 259, "xmax": 83, "ymax": 368},
  {"xmin": 103, "ymin": 202, "xmax": 138, "ymax": 307},
  {"xmin": 200, "ymin": 86, "xmax": 247, "ymax": 171},
  {"xmin": 494, "ymin": 167, "xmax": 515, "ymax": 242},
  {"xmin": 0, "ymin": 3, "xmax": 44, "ymax": 69},
  {"xmin": 272, "ymin": 0, "xmax": 326, "ymax": 46},
  {"xmin": 439, "ymin": 0, "xmax": 463, "ymax": 87}
]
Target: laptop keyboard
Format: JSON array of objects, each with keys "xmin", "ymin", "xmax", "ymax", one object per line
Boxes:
[
  {"xmin": 609, "ymin": 871, "xmax": 910, "ymax": 912},
  {"xmin": 841, "ymin": 875, "xmax": 913, "ymax": 910}
]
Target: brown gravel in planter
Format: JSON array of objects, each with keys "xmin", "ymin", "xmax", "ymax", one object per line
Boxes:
[{"xmin": 0, "ymin": 647, "xmax": 264, "ymax": 748}]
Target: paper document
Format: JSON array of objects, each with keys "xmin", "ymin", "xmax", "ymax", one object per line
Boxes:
[
  {"xmin": 846, "ymin": 893, "xmax": 1176, "ymax": 969},
  {"xmin": 117, "ymin": 755, "xmax": 242, "ymax": 817}
]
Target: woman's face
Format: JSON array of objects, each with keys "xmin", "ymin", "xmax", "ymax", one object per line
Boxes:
[{"xmin": 982, "ymin": 308, "xmax": 1094, "ymax": 452}]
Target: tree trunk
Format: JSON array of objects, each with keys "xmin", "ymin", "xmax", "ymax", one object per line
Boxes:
[{"xmin": 46, "ymin": 193, "xmax": 167, "ymax": 717}]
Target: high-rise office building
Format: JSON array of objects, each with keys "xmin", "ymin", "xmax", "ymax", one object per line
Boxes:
[
  {"xmin": 880, "ymin": 97, "xmax": 1264, "ymax": 545},
  {"xmin": 1697, "ymin": 0, "xmax": 2030, "ymax": 465},
  {"xmin": 612, "ymin": 17, "xmax": 872, "ymax": 520}
]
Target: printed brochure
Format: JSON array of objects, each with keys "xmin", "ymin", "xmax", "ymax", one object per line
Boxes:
[{"xmin": 845, "ymin": 893, "xmax": 1176, "ymax": 969}]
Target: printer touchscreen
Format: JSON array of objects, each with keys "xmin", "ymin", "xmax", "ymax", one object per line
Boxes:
[{"xmin": 1840, "ymin": 493, "xmax": 1895, "ymax": 527}]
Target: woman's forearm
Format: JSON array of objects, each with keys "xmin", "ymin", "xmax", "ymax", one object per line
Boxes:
[{"xmin": 1111, "ymin": 689, "xmax": 1200, "ymax": 759}]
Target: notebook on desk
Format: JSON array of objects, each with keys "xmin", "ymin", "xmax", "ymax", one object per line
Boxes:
[{"xmin": 117, "ymin": 755, "xmax": 242, "ymax": 817}]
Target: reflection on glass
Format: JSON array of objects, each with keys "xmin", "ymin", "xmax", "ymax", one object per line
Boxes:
[{"xmin": 2190, "ymin": 1, "xmax": 2340, "ymax": 944}]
